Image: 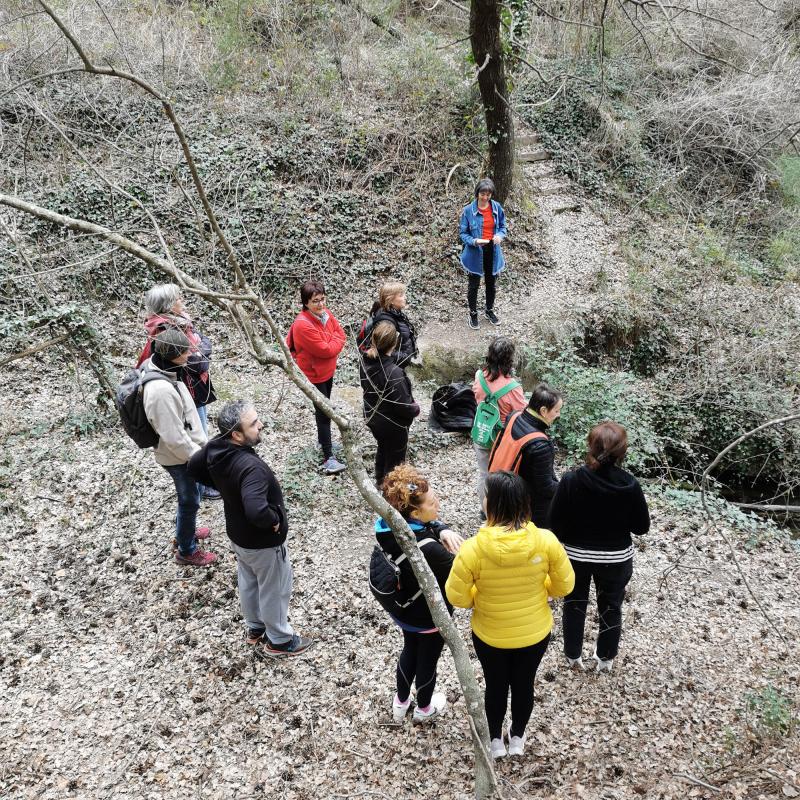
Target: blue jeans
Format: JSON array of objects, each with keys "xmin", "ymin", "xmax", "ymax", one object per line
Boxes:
[
  {"xmin": 162, "ymin": 463, "xmax": 202, "ymax": 556},
  {"xmin": 196, "ymin": 404, "xmax": 208, "ymax": 434}
]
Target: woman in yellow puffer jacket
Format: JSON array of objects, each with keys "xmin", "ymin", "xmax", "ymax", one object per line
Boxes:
[{"xmin": 446, "ymin": 471, "xmax": 574, "ymax": 760}]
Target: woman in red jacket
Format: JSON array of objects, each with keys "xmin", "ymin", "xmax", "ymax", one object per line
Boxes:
[{"xmin": 287, "ymin": 280, "xmax": 347, "ymax": 474}]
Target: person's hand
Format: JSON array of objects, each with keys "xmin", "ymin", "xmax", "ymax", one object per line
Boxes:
[
  {"xmin": 440, "ymin": 529, "xmax": 464, "ymax": 554},
  {"xmin": 492, "ymin": 235, "xmax": 502, "ymax": 245},
  {"xmin": 474, "ymin": 238, "xmax": 489, "ymax": 245},
  {"xmin": 273, "ymin": 523, "xmax": 280, "ymax": 533}
]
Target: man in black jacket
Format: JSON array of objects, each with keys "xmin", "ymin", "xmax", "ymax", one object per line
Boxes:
[{"xmin": 188, "ymin": 400, "xmax": 313, "ymax": 657}]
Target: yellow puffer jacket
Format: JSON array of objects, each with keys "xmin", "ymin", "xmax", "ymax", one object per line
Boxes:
[{"xmin": 445, "ymin": 522, "xmax": 575, "ymax": 649}]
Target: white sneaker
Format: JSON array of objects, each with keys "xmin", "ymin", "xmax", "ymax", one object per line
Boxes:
[
  {"xmin": 392, "ymin": 695, "xmax": 411, "ymax": 722},
  {"xmin": 490, "ymin": 737, "xmax": 507, "ymax": 759},
  {"xmin": 593, "ymin": 646, "xmax": 614, "ymax": 673},
  {"xmin": 412, "ymin": 692, "xmax": 446, "ymax": 723},
  {"xmin": 508, "ymin": 734, "xmax": 526, "ymax": 756},
  {"xmin": 566, "ymin": 656, "xmax": 584, "ymax": 670}
]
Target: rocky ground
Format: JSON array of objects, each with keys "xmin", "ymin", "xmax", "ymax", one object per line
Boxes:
[{"xmin": 1, "ymin": 324, "xmax": 799, "ymax": 800}]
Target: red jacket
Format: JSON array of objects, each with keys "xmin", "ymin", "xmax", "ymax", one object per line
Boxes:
[{"xmin": 287, "ymin": 309, "xmax": 346, "ymax": 383}]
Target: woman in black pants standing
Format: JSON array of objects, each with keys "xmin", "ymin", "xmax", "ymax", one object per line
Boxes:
[
  {"xmin": 360, "ymin": 321, "xmax": 420, "ymax": 485},
  {"xmin": 549, "ymin": 421, "xmax": 650, "ymax": 672},
  {"xmin": 375, "ymin": 464, "xmax": 463, "ymax": 723},
  {"xmin": 459, "ymin": 178, "xmax": 508, "ymax": 330}
]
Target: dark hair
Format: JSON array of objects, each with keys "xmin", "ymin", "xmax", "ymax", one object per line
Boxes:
[
  {"xmin": 586, "ymin": 421, "xmax": 628, "ymax": 470},
  {"xmin": 366, "ymin": 321, "xmax": 399, "ymax": 359},
  {"xmin": 475, "ymin": 178, "xmax": 496, "ymax": 199},
  {"xmin": 483, "ymin": 336, "xmax": 515, "ymax": 381},
  {"xmin": 153, "ymin": 327, "xmax": 191, "ymax": 362},
  {"xmin": 300, "ymin": 280, "xmax": 326, "ymax": 309},
  {"xmin": 218, "ymin": 400, "xmax": 253, "ymax": 437},
  {"xmin": 528, "ymin": 382, "xmax": 562, "ymax": 413},
  {"xmin": 485, "ymin": 471, "xmax": 531, "ymax": 529},
  {"xmin": 382, "ymin": 464, "xmax": 429, "ymax": 519}
]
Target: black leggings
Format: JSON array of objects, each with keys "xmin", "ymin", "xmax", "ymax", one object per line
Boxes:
[
  {"xmin": 563, "ymin": 558, "xmax": 633, "ymax": 661},
  {"xmin": 396, "ymin": 630, "xmax": 445, "ymax": 709},
  {"xmin": 467, "ymin": 243, "xmax": 496, "ymax": 313},
  {"xmin": 313, "ymin": 378, "xmax": 334, "ymax": 459},
  {"xmin": 472, "ymin": 632, "xmax": 550, "ymax": 740},
  {"xmin": 368, "ymin": 418, "xmax": 410, "ymax": 487}
]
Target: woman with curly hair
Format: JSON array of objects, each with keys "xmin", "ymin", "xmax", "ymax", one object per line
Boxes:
[{"xmin": 375, "ymin": 464, "xmax": 464, "ymax": 724}]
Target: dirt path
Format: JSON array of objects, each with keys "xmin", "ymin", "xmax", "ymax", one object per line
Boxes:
[{"xmin": 1, "ymin": 347, "xmax": 798, "ymax": 800}]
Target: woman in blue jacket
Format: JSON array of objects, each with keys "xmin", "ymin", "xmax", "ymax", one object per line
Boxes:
[{"xmin": 459, "ymin": 178, "xmax": 508, "ymax": 330}]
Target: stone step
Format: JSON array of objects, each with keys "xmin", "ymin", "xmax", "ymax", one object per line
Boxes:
[
  {"xmin": 516, "ymin": 133, "xmax": 540, "ymax": 148},
  {"xmin": 518, "ymin": 149, "xmax": 550, "ymax": 163},
  {"xmin": 537, "ymin": 183, "xmax": 572, "ymax": 197}
]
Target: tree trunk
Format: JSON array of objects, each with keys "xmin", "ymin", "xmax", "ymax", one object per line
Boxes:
[{"xmin": 470, "ymin": 0, "xmax": 514, "ymax": 203}]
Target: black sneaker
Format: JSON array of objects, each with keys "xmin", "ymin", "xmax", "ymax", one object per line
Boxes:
[
  {"xmin": 262, "ymin": 633, "xmax": 315, "ymax": 658},
  {"xmin": 468, "ymin": 311, "xmax": 479, "ymax": 330},
  {"xmin": 485, "ymin": 308, "xmax": 500, "ymax": 325}
]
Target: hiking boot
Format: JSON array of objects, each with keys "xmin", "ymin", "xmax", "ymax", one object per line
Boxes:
[
  {"xmin": 593, "ymin": 646, "xmax": 614, "ymax": 673},
  {"xmin": 262, "ymin": 633, "xmax": 315, "ymax": 658},
  {"xmin": 484, "ymin": 308, "xmax": 500, "ymax": 325},
  {"xmin": 508, "ymin": 733, "xmax": 526, "ymax": 756},
  {"xmin": 195, "ymin": 527, "xmax": 211, "ymax": 540},
  {"xmin": 490, "ymin": 738, "xmax": 507, "ymax": 759},
  {"xmin": 468, "ymin": 311, "xmax": 479, "ymax": 330},
  {"xmin": 245, "ymin": 628, "xmax": 266, "ymax": 645},
  {"xmin": 321, "ymin": 456, "xmax": 346, "ymax": 475},
  {"xmin": 392, "ymin": 694, "xmax": 412, "ymax": 723},
  {"xmin": 202, "ymin": 486, "xmax": 222, "ymax": 501},
  {"xmin": 175, "ymin": 549, "xmax": 218, "ymax": 567},
  {"xmin": 566, "ymin": 655, "xmax": 584, "ymax": 670},
  {"xmin": 412, "ymin": 692, "xmax": 446, "ymax": 724}
]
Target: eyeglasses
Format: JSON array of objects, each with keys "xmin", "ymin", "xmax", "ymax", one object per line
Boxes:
[{"xmin": 308, "ymin": 296, "xmax": 326, "ymax": 305}]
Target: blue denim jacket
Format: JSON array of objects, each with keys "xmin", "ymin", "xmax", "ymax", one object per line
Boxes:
[{"xmin": 459, "ymin": 199, "xmax": 508, "ymax": 275}]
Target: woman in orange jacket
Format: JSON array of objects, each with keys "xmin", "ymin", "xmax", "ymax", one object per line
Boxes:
[
  {"xmin": 287, "ymin": 280, "xmax": 347, "ymax": 474},
  {"xmin": 446, "ymin": 471, "xmax": 574, "ymax": 759}
]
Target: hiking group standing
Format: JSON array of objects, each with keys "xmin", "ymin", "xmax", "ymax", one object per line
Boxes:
[{"xmin": 122, "ymin": 178, "xmax": 651, "ymax": 754}]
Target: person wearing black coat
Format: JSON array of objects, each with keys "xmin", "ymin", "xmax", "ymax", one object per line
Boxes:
[
  {"xmin": 376, "ymin": 464, "xmax": 464, "ymax": 724},
  {"xmin": 361, "ymin": 321, "xmax": 420, "ymax": 485},
  {"xmin": 187, "ymin": 400, "xmax": 313, "ymax": 656},
  {"xmin": 490, "ymin": 383, "xmax": 563, "ymax": 527},
  {"xmin": 549, "ymin": 421, "xmax": 650, "ymax": 672},
  {"xmin": 362, "ymin": 282, "xmax": 418, "ymax": 369}
]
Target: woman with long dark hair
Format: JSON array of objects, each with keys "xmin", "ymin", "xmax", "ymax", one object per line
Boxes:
[
  {"xmin": 446, "ymin": 471, "xmax": 574, "ymax": 759},
  {"xmin": 472, "ymin": 336, "xmax": 526, "ymax": 511},
  {"xmin": 459, "ymin": 178, "xmax": 508, "ymax": 330},
  {"xmin": 549, "ymin": 421, "xmax": 650, "ymax": 672}
]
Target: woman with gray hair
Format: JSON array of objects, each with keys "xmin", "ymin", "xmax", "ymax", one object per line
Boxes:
[
  {"xmin": 137, "ymin": 283, "xmax": 220, "ymax": 499},
  {"xmin": 458, "ymin": 178, "xmax": 508, "ymax": 330}
]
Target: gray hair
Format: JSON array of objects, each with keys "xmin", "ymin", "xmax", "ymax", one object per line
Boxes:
[
  {"xmin": 217, "ymin": 400, "xmax": 254, "ymax": 437},
  {"xmin": 144, "ymin": 283, "xmax": 182, "ymax": 317},
  {"xmin": 153, "ymin": 327, "xmax": 191, "ymax": 362}
]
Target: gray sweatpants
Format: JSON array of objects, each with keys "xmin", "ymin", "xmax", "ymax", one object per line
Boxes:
[
  {"xmin": 231, "ymin": 542, "xmax": 295, "ymax": 646},
  {"xmin": 474, "ymin": 442, "xmax": 491, "ymax": 506}
]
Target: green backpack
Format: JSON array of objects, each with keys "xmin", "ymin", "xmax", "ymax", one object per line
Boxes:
[{"xmin": 470, "ymin": 371, "xmax": 520, "ymax": 448}]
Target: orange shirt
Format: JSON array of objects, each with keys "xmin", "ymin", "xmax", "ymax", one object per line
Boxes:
[{"xmin": 479, "ymin": 204, "xmax": 494, "ymax": 240}]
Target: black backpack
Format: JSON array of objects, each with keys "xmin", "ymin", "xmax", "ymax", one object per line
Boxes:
[
  {"xmin": 429, "ymin": 382, "xmax": 478, "ymax": 433},
  {"xmin": 115, "ymin": 367, "xmax": 176, "ymax": 448},
  {"xmin": 369, "ymin": 538, "xmax": 435, "ymax": 615}
]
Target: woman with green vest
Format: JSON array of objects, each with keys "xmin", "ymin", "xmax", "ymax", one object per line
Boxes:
[{"xmin": 471, "ymin": 337, "xmax": 526, "ymax": 514}]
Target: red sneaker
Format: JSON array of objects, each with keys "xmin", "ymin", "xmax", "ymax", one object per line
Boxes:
[
  {"xmin": 195, "ymin": 527, "xmax": 211, "ymax": 540},
  {"xmin": 175, "ymin": 550, "xmax": 218, "ymax": 567}
]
